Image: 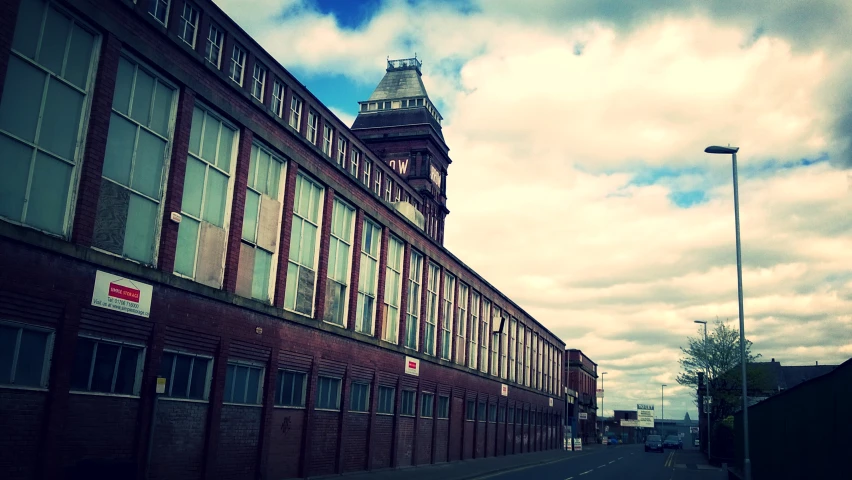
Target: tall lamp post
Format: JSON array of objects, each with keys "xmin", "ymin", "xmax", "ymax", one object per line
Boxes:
[
  {"xmin": 705, "ymin": 145, "xmax": 750, "ymax": 480},
  {"xmin": 661, "ymin": 384, "xmax": 666, "ymax": 423},
  {"xmin": 600, "ymin": 371, "xmax": 607, "ymax": 443},
  {"xmin": 695, "ymin": 319, "xmax": 710, "ymax": 458}
]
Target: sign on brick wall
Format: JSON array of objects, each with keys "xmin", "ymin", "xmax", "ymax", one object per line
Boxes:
[
  {"xmin": 405, "ymin": 356, "xmax": 420, "ymax": 376},
  {"xmin": 501, "ymin": 384, "xmax": 508, "ymax": 396},
  {"xmin": 91, "ymin": 270, "xmax": 153, "ymax": 318}
]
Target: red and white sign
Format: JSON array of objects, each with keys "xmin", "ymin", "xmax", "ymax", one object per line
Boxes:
[
  {"xmin": 501, "ymin": 384, "xmax": 508, "ymax": 396},
  {"xmin": 92, "ymin": 270, "xmax": 152, "ymax": 318},
  {"xmin": 404, "ymin": 356, "xmax": 420, "ymax": 376}
]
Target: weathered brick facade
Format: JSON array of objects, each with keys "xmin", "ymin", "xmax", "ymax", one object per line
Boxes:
[{"xmin": 0, "ymin": 0, "xmax": 566, "ymax": 478}]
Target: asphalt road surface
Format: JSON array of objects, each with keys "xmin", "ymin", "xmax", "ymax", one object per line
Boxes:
[{"xmin": 475, "ymin": 445, "xmax": 723, "ymax": 480}]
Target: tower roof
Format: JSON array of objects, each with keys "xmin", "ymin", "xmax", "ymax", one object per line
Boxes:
[{"xmin": 367, "ymin": 58, "xmax": 429, "ymax": 101}]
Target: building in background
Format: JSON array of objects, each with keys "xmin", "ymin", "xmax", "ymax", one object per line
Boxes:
[
  {"xmin": 564, "ymin": 349, "xmax": 598, "ymax": 443},
  {"xmin": 0, "ymin": 0, "xmax": 565, "ymax": 478}
]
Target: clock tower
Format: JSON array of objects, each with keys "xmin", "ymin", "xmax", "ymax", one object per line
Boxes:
[{"xmin": 352, "ymin": 57, "xmax": 451, "ymax": 245}]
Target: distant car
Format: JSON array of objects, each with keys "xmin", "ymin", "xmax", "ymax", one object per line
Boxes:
[
  {"xmin": 663, "ymin": 435, "xmax": 683, "ymax": 449},
  {"xmin": 607, "ymin": 437, "xmax": 618, "ymax": 445},
  {"xmin": 645, "ymin": 434, "xmax": 663, "ymax": 452}
]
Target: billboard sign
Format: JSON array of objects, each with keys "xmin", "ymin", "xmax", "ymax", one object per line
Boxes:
[
  {"xmin": 91, "ymin": 270, "xmax": 152, "ymax": 318},
  {"xmin": 404, "ymin": 356, "xmax": 420, "ymax": 376},
  {"xmin": 637, "ymin": 403, "xmax": 655, "ymax": 428}
]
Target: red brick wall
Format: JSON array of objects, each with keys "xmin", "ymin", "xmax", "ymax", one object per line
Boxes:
[
  {"xmin": 463, "ymin": 420, "xmax": 474, "ymax": 459},
  {"xmin": 341, "ymin": 414, "xmax": 369, "ymax": 472},
  {"xmin": 0, "ymin": 389, "xmax": 46, "ymax": 480},
  {"xmin": 266, "ymin": 409, "xmax": 305, "ymax": 479},
  {"xmin": 415, "ymin": 418, "xmax": 432, "ymax": 465},
  {"xmin": 149, "ymin": 401, "xmax": 208, "ymax": 480},
  {"xmin": 59, "ymin": 396, "xmax": 139, "ymax": 470},
  {"xmin": 215, "ymin": 405, "xmax": 262, "ymax": 480},
  {"xmin": 434, "ymin": 419, "xmax": 449, "ymax": 463},
  {"xmin": 397, "ymin": 416, "xmax": 415, "ymax": 467},
  {"xmin": 371, "ymin": 415, "xmax": 393, "ymax": 469},
  {"xmin": 307, "ymin": 410, "xmax": 339, "ymax": 476}
]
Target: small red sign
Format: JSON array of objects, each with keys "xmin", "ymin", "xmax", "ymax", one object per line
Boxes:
[
  {"xmin": 109, "ymin": 282, "xmax": 140, "ymax": 302},
  {"xmin": 408, "ymin": 361, "xmax": 417, "ymax": 369}
]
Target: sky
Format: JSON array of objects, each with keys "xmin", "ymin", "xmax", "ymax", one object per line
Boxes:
[{"xmin": 213, "ymin": 0, "xmax": 852, "ymax": 420}]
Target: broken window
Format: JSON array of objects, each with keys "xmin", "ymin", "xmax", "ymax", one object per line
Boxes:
[
  {"xmin": 284, "ymin": 173, "xmax": 324, "ymax": 316},
  {"xmin": 324, "ymin": 198, "xmax": 354, "ymax": 327}
]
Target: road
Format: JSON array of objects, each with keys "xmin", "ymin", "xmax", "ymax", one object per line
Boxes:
[{"xmin": 475, "ymin": 445, "xmax": 722, "ymax": 480}]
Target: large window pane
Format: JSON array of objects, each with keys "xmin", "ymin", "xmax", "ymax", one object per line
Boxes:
[
  {"xmin": 174, "ymin": 217, "xmax": 199, "ymax": 277},
  {"xmin": 102, "ymin": 113, "xmax": 136, "ymax": 186},
  {"xmin": 201, "ymin": 116, "xmax": 219, "ymax": 164},
  {"xmin": 241, "ymin": 190, "xmax": 260, "ymax": 243},
  {"xmin": 114, "ymin": 347, "xmax": 139, "ymax": 395},
  {"xmin": 172, "ymin": 354, "xmax": 192, "ymax": 396},
  {"xmin": 112, "ymin": 58, "xmax": 134, "ymax": 116},
  {"xmin": 203, "ymin": 168, "xmax": 227, "ymax": 227},
  {"xmin": 0, "ymin": 57, "xmax": 45, "ymax": 143},
  {"xmin": 0, "ymin": 326, "xmax": 17, "ymax": 384},
  {"xmin": 65, "ymin": 25, "xmax": 95, "ymax": 90},
  {"xmin": 90, "ymin": 342, "xmax": 119, "ymax": 392},
  {"xmin": 39, "ymin": 7, "xmax": 70, "ymax": 75},
  {"xmin": 252, "ymin": 248, "xmax": 272, "ymax": 301},
  {"xmin": 70, "ymin": 338, "xmax": 94, "ymax": 390},
  {"xmin": 11, "ymin": 0, "xmax": 45, "ymax": 59},
  {"xmin": 181, "ymin": 157, "xmax": 205, "ymax": 218},
  {"xmin": 40, "ymin": 78, "xmax": 84, "ymax": 160},
  {"xmin": 27, "ymin": 153, "xmax": 72, "ymax": 234},
  {"xmin": 188, "ymin": 358, "xmax": 209, "ymax": 399},
  {"xmin": 129, "ymin": 69, "xmax": 154, "ymax": 126},
  {"xmin": 124, "ymin": 195, "xmax": 158, "ymax": 264},
  {"xmin": 0, "ymin": 136, "xmax": 32, "ymax": 221},
  {"xmin": 131, "ymin": 131, "xmax": 166, "ymax": 198},
  {"xmin": 150, "ymin": 82, "xmax": 174, "ymax": 137}
]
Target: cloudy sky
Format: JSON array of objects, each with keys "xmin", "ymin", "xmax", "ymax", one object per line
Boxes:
[{"xmin": 214, "ymin": 0, "xmax": 852, "ymax": 420}]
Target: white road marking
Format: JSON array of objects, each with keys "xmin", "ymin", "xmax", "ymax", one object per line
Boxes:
[
  {"xmin": 618, "ymin": 457, "xmax": 623, "ymax": 460},
  {"xmin": 598, "ymin": 464, "xmax": 606, "ymax": 468},
  {"xmin": 579, "ymin": 470, "xmax": 593, "ymax": 476},
  {"xmin": 609, "ymin": 460, "xmax": 615, "ymax": 464},
  {"xmin": 564, "ymin": 477, "xmax": 573, "ymax": 480}
]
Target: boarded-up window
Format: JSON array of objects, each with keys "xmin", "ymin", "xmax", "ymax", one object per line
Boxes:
[
  {"xmin": 284, "ymin": 173, "xmax": 324, "ymax": 316},
  {"xmin": 237, "ymin": 142, "xmax": 285, "ymax": 303},
  {"xmin": 324, "ymin": 198, "xmax": 354, "ymax": 326},
  {"xmin": 0, "ymin": 0, "xmax": 97, "ymax": 236},
  {"xmin": 94, "ymin": 54, "xmax": 176, "ymax": 265},
  {"xmin": 355, "ymin": 219, "xmax": 381, "ymax": 335},
  {"xmin": 174, "ymin": 104, "xmax": 237, "ymax": 288}
]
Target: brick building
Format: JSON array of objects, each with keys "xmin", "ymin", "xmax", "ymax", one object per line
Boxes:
[
  {"xmin": 0, "ymin": 0, "xmax": 566, "ymax": 478},
  {"xmin": 565, "ymin": 349, "xmax": 598, "ymax": 444}
]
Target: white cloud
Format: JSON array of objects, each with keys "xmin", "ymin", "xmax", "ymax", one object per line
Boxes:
[{"xmin": 213, "ymin": 0, "xmax": 852, "ymax": 419}]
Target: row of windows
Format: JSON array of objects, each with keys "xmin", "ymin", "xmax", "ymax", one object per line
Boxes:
[
  {"xmin": 2, "ymin": 320, "xmax": 559, "ymax": 425},
  {"xmin": 358, "ymin": 96, "xmax": 442, "ymax": 125},
  {"xmin": 0, "ymin": 0, "xmax": 559, "ymax": 394}
]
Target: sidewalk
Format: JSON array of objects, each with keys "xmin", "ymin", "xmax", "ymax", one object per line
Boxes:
[
  {"xmin": 314, "ymin": 445, "xmax": 605, "ymax": 480},
  {"xmin": 672, "ymin": 448, "xmax": 722, "ymax": 471}
]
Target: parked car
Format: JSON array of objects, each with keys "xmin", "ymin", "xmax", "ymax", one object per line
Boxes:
[
  {"xmin": 607, "ymin": 436, "xmax": 618, "ymax": 445},
  {"xmin": 645, "ymin": 434, "xmax": 663, "ymax": 452},
  {"xmin": 663, "ymin": 435, "xmax": 683, "ymax": 449}
]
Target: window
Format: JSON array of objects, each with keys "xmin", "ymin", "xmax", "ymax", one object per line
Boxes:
[
  {"xmin": 322, "ymin": 124, "xmax": 333, "ymax": 156},
  {"xmin": 395, "ymin": 187, "xmax": 401, "ymax": 202},
  {"xmin": 363, "ymin": 159, "xmax": 371, "ymax": 186},
  {"xmin": 456, "ymin": 283, "xmax": 468, "ymax": 366},
  {"xmin": 223, "ymin": 361, "xmax": 264, "ymax": 405},
  {"xmin": 251, "ymin": 64, "xmax": 266, "ymax": 101},
  {"xmin": 205, "ymin": 24, "xmax": 223, "ymax": 67},
  {"xmin": 238, "ymin": 142, "xmax": 286, "ymax": 303},
  {"xmin": 174, "ymin": 105, "xmax": 237, "ymax": 288},
  {"xmin": 350, "ymin": 382, "xmax": 370, "ymax": 413},
  {"xmin": 478, "ymin": 400, "xmax": 486, "ymax": 421},
  {"xmin": 0, "ymin": 2, "xmax": 97, "ymax": 236},
  {"xmin": 437, "ymin": 395, "xmax": 450, "ymax": 419},
  {"xmin": 532, "ymin": 334, "xmax": 539, "ymax": 389},
  {"xmin": 491, "ymin": 330, "xmax": 500, "ymax": 377},
  {"xmin": 229, "ymin": 45, "xmax": 246, "ymax": 86},
  {"xmin": 284, "ymin": 174, "xmax": 324, "ymax": 316},
  {"xmin": 480, "ymin": 299, "xmax": 490, "ymax": 373},
  {"xmin": 95, "ymin": 55, "xmax": 176, "ymax": 265},
  {"xmin": 517, "ymin": 323, "xmax": 525, "ymax": 386},
  {"xmin": 405, "ymin": 250, "xmax": 423, "ymax": 350},
  {"xmin": 70, "ymin": 337, "xmax": 144, "ymax": 395},
  {"xmin": 377, "ymin": 385, "xmax": 395, "ymax": 414},
  {"xmin": 465, "ymin": 399, "xmax": 475, "ymax": 421},
  {"xmin": 382, "ymin": 236, "xmax": 403, "ymax": 343},
  {"xmin": 271, "ymin": 80, "xmax": 284, "ymax": 117},
  {"xmin": 507, "ymin": 406, "xmax": 515, "ymax": 423},
  {"xmin": 289, "ymin": 95, "xmax": 302, "ymax": 130},
  {"xmin": 336, "ymin": 136, "xmax": 347, "ymax": 166},
  {"xmin": 420, "ymin": 392, "xmax": 434, "ymax": 418},
  {"xmin": 275, "ymin": 370, "xmax": 306, "ymax": 407},
  {"xmin": 178, "ymin": 2, "xmax": 198, "ymax": 47},
  {"xmin": 374, "ymin": 169, "xmax": 382, "ymax": 195},
  {"xmin": 508, "ymin": 318, "xmax": 516, "ymax": 382},
  {"xmin": 350, "ymin": 149, "xmax": 360, "ymax": 177},
  {"xmin": 440, "ymin": 273, "xmax": 455, "ymax": 360},
  {"xmin": 355, "ymin": 219, "xmax": 381, "ymax": 335},
  {"xmin": 500, "ymin": 313, "xmax": 508, "ymax": 379},
  {"xmin": 525, "ymin": 328, "xmax": 532, "ymax": 387},
  {"xmin": 384, "ymin": 178, "xmax": 392, "ymax": 202},
  {"xmin": 400, "ymin": 390, "xmax": 416, "ymax": 416},
  {"xmin": 315, "ymin": 376, "xmax": 341, "ymax": 410},
  {"xmin": 0, "ymin": 322, "xmax": 53, "ymax": 388},
  {"xmin": 424, "ymin": 263, "xmax": 439, "ymax": 356},
  {"xmin": 468, "ymin": 292, "xmax": 479, "ymax": 369},
  {"xmin": 499, "ymin": 405, "xmax": 506, "ymax": 422},
  {"xmin": 307, "ymin": 111, "xmax": 318, "ymax": 144},
  {"xmin": 324, "ymin": 199, "xmax": 355, "ymax": 326},
  {"xmin": 148, "ymin": 0, "xmax": 170, "ymax": 25},
  {"xmin": 158, "ymin": 351, "xmax": 211, "ymax": 400}
]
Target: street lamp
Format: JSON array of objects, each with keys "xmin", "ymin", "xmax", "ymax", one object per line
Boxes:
[
  {"xmin": 695, "ymin": 319, "xmax": 710, "ymax": 459},
  {"xmin": 600, "ymin": 371, "xmax": 607, "ymax": 443},
  {"xmin": 704, "ymin": 145, "xmax": 751, "ymax": 480},
  {"xmin": 661, "ymin": 384, "xmax": 666, "ymax": 422}
]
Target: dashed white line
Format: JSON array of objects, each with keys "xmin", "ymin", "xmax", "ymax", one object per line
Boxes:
[
  {"xmin": 598, "ymin": 464, "xmax": 606, "ymax": 468},
  {"xmin": 579, "ymin": 470, "xmax": 593, "ymax": 476},
  {"xmin": 618, "ymin": 457, "xmax": 624, "ymax": 460},
  {"xmin": 564, "ymin": 477, "xmax": 573, "ymax": 480},
  {"xmin": 609, "ymin": 460, "xmax": 615, "ymax": 464}
]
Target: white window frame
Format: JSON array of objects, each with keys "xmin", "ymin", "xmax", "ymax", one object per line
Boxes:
[
  {"xmin": 508, "ymin": 317, "xmax": 516, "ymax": 383},
  {"xmin": 355, "ymin": 218, "xmax": 381, "ymax": 336},
  {"xmin": 382, "ymin": 235, "xmax": 404, "ymax": 344},
  {"xmin": 0, "ymin": 320, "xmax": 55, "ymax": 390},
  {"xmin": 275, "ymin": 369, "xmax": 307, "ymax": 408},
  {"xmin": 455, "ymin": 283, "xmax": 468, "ymax": 366},
  {"xmin": 424, "ymin": 262, "xmax": 439, "ymax": 356},
  {"xmin": 374, "ymin": 169, "xmax": 382, "ymax": 195},
  {"xmin": 363, "ymin": 159, "xmax": 371, "ymax": 186},
  {"xmin": 405, "ymin": 250, "xmax": 423, "ymax": 350},
  {"xmin": 525, "ymin": 327, "xmax": 532, "ymax": 387},
  {"xmin": 324, "ymin": 198, "xmax": 355, "ymax": 327},
  {"xmin": 480, "ymin": 299, "xmax": 490, "ymax": 373},
  {"xmin": 148, "ymin": 0, "xmax": 171, "ymax": 26},
  {"xmin": 400, "ymin": 389, "xmax": 416, "ymax": 417},
  {"xmin": 377, "ymin": 385, "xmax": 395, "ymax": 414},
  {"xmin": 205, "ymin": 24, "xmax": 223, "ymax": 68},
  {"xmin": 322, "ymin": 124, "xmax": 333, "ymax": 156},
  {"xmin": 178, "ymin": 2, "xmax": 199, "ymax": 48},
  {"xmin": 70, "ymin": 335, "xmax": 146, "ymax": 397},
  {"xmin": 420, "ymin": 391, "xmax": 434, "ymax": 418},
  {"xmin": 283, "ymin": 173, "xmax": 325, "ymax": 316},
  {"xmin": 307, "ymin": 111, "xmax": 318, "ymax": 144},
  {"xmin": 251, "ymin": 63, "xmax": 266, "ymax": 101},
  {"xmin": 336, "ymin": 136, "xmax": 347, "ymax": 166},
  {"xmin": 349, "ymin": 381, "xmax": 371, "ymax": 413},
  {"xmin": 437, "ymin": 395, "xmax": 449, "ymax": 419},
  {"xmin": 315, "ymin": 375, "xmax": 342, "ymax": 411},
  {"xmin": 223, "ymin": 359, "xmax": 265, "ymax": 406},
  {"xmin": 384, "ymin": 178, "xmax": 392, "ymax": 202},
  {"xmin": 229, "ymin": 45, "xmax": 246, "ymax": 86},
  {"xmin": 289, "ymin": 95, "xmax": 302, "ymax": 131},
  {"xmin": 468, "ymin": 291, "xmax": 479, "ymax": 369},
  {"xmin": 440, "ymin": 272, "xmax": 455, "ymax": 360},
  {"xmin": 350, "ymin": 149, "xmax": 360, "ymax": 177},
  {"xmin": 271, "ymin": 80, "xmax": 284, "ymax": 118},
  {"xmin": 159, "ymin": 349, "xmax": 214, "ymax": 401}
]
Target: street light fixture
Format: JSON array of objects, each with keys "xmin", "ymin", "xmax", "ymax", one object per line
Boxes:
[
  {"xmin": 695, "ymin": 319, "xmax": 710, "ymax": 459},
  {"xmin": 600, "ymin": 371, "xmax": 607, "ymax": 443},
  {"xmin": 704, "ymin": 144, "xmax": 751, "ymax": 480}
]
